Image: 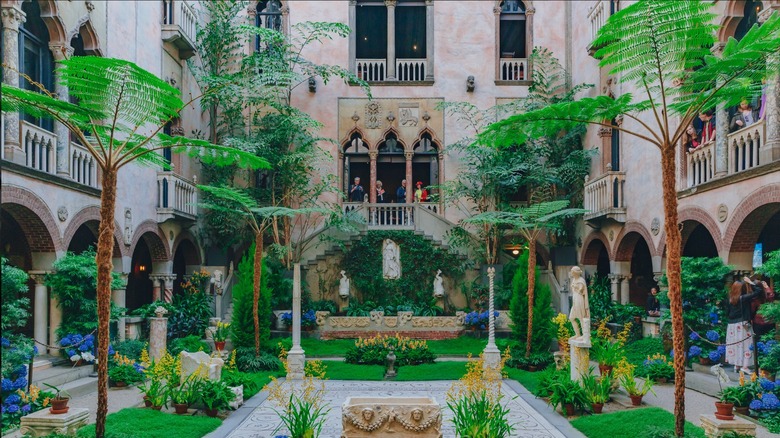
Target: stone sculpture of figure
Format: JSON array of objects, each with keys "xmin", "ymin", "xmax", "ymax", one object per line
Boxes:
[
  {"xmin": 362, "ymin": 408, "xmax": 374, "ymax": 422},
  {"xmin": 411, "ymin": 408, "xmax": 424, "ymax": 422},
  {"xmin": 383, "ymin": 239, "xmax": 401, "ymax": 279},
  {"xmin": 339, "ymin": 270, "xmax": 350, "ymax": 298},
  {"xmin": 568, "ymin": 266, "xmax": 591, "ymax": 343},
  {"xmin": 433, "ymin": 270, "xmax": 445, "ymax": 298},
  {"xmin": 466, "ymin": 75, "xmax": 475, "ymax": 92}
]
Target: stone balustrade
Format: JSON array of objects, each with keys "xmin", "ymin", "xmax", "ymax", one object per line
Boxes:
[
  {"xmin": 396, "ymin": 59, "xmax": 427, "ymax": 82},
  {"xmin": 728, "ymin": 118, "xmax": 765, "ymax": 175},
  {"xmin": 354, "ymin": 58, "xmax": 429, "ymax": 82},
  {"xmin": 70, "ymin": 141, "xmax": 98, "ymax": 188},
  {"xmin": 156, "ymin": 171, "xmax": 197, "ymax": 221},
  {"xmin": 498, "ymin": 58, "xmax": 527, "ymax": 81},
  {"xmin": 583, "ymin": 171, "xmax": 626, "ymax": 222},
  {"xmin": 20, "ymin": 121, "xmax": 56, "ymax": 175},
  {"xmin": 688, "ymin": 140, "xmax": 715, "ymax": 188},
  {"xmin": 161, "ymin": 0, "xmax": 197, "ymax": 59},
  {"xmin": 356, "ymin": 59, "xmax": 387, "ymax": 82}
]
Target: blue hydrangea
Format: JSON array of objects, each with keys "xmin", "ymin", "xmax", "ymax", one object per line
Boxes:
[
  {"xmin": 20, "ymin": 404, "xmax": 30, "ymax": 413},
  {"xmin": 32, "ymin": 345, "xmax": 38, "ymax": 355},
  {"xmin": 13, "ymin": 377, "xmax": 27, "ymax": 390},
  {"xmin": 1, "ymin": 378, "xmax": 14, "ymax": 391},
  {"xmin": 108, "ymin": 345, "xmax": 115, "ymax": 356},
  {"xmin": 5, "ymin": 404, "xmax": 19, "ymax": 414},
  {"xmin": 750, "ymin": 399, "xmax": 763, "ymax": 410},
  {"xmin": 0, "ymin": 337, "xmax": 10, "ymax": 348},
  {"xmin": 709, "ymin": 312, "xmax": 719, "ymax": 324},
  {"xmin": 688, "ymin": 345, "xmax": 702, "ymax": 357},
  {"xmin": 14, "ymin": 365, "xmax": 27, "ymax": 376},
  {"xmin": 706, "ymin": 330, "xmax": 719, "ymax": 342},
  {"xmin": 760, "ymin": 379, "xmax": 775, "ymax": 392},
  {"xmin": 5, "ymin": 394, "xmax": 21, "ymax": 405},
  {"xmin": 689, "ymin": 332, "xmax": 700, "ymax": 341},
  {"xmin": 717, "ymin": 345, "xmax": 726, "ymax": 355},
  {"xmin": 708, "ymin": 350, "xmax": 721, "ymax": 361},
  {"xmin": 763, "ymin": 393, "xmax": 780, "ymax": 410},
  {"xmin": 67, "ymin": 349, "xmax": 77, "ymax": 357}
]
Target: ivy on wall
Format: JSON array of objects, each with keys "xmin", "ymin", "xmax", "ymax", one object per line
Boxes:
[{"xmin": 342, "ymin": 231, "xmax": 465, "ymax": 306}]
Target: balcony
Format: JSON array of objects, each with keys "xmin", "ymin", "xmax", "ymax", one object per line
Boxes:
[
  {"xmin": 157, "ymin": 171, "xmax": 197, "ymax": 222},
  {"xmin": 683, "ymin": 118, "xmax": 770, "ymax": 192},
  {"xmin": 587, "ymin": 0, "xmax": 614, "ymax": 55},
  {"xmin": 70, "ymin": 141, "xmax": 98, "ymax": 189},
  {"xmin": 498, "ymin": 58, "xmax": 528, "ymax": 82},
  {"xmin": 355, "ymin": 58, "xmax": 430, "ymax": 83},
  {"xmin": 20, "ymin": 121, "xmax": 56, "ymax": 175},
  {"xmin": 161, "ymin": 0, "xmax": 197, "ymax": 60},
  {"xmin": 583, "ymin": 171, "xmax": 626, "ymax": 223}
]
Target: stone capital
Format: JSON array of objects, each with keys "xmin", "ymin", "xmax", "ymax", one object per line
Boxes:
[
  {"xmin": 385, "ymin": 0, "xmax": 396, "ymax": 8},
  {"xmin": 49, "ymin": 44, "xmax": 74, "ymax": 62},
  {"xmin": 28, "ymin": 270, "xmax": 50, "ymax": 285},
  {"xmin": 1, "ymin": 6, "xmax": 26, "ymax": 31},
  {"xmin": 710, "ymin": 42, "xmax": 725, "ymax": 57},
  {"xmin": 757, "ymin": 7, "xmax": 776, "ymax": 24},
  {"xmin": 525, "ymin": 6, "xmax": 536, "ymax": 15},
  {"xmin": 368, "ymin": 150, "xmax": 379, "ymax": 160},
  {"xmin": 404, "ymin": 151, "xmax": 414, "ymax": 160}
]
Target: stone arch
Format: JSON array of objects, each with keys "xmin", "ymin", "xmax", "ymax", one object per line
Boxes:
[
  {"xmin": 581, "ymin": 231, "xmax": 612, "ymax": 265},
  {"xmin": 717, "ymin": 0, "xmax": 772, "ymax": 42},
  {"xmin": 0, "ymin": 184, "xmax": 62, "ymax": 253},
  {"xmin": 614, "ymin": 221, "xmax": 657, "ymax": 260},
  {"xmin": 62, "ymin": 205, "xmax": 126, "ymax": 258},
  {"xmin": 341, "ymin": 127, "xmax": 370, "ymax": 152},
  {"xmin": 723, "ymin": 184, "xmax": 780, "ymax": 257},
  {"xmin": 412, "ymin": 127, "xmax": 443, "ymax": 153},
  {"xmin": 377, "ymin": 127, "xmax": 408, "ymax": 152},
  {"xmin": 36, "ymin": 0, "xmax": 67, "ymax": 44},
  {"xmin": 68, "ymin": 16, "xmax": 103, "ymax": 56},
  {"xmin": 171, "ymin": 230, "xmax": 202, "ymax": 266},
  {"xmin": 129, "ymin": 220, "xmax": 170, "ymax": 263},
  {"xmin": 658, "ymin": 206, "xmax": 724, "ymax": 258}
]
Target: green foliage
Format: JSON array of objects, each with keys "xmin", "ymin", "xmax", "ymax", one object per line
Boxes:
[
  {"xmin": 74, "ymin": 408, "xmax": 222, "ymax": 438},
  {"xmin": 447, "ymin": 390, "xmax": 514, "ymax": 438},
  {"xmin": 1, "ymin": 258, "xmax": 29, "ymax": 332},
  {"xmin": 509, "ymin": 250, "xmax": 555, "ymax": 354},
  {"xmin": 571, "ymin": 407, "xmax": 707, "ymax": 438},
  {"xmin": 582, "ymin": 370, "xmax": 613, "ymax": 404},
  {"xmin": 167, "ymin": 289, "xmax": 213, "ymax": 339},
  {"xmin": 759, "ymin": 301, "xmax": 780, "ymax": 324},
  {"xmin": 757, "ymin": 249, "xmax": 780, "ymax": 282},
  {"xmin": 45, "ymin": 250, "xmax": 124, "ymax": 336},
  {"xmin": 167, "ymin": 335, "xmax": 209, "ymax": 357},
  {"xmin": 342, "ymin": 231, "xmax": 465, "ymax": 306},
  {"xmin": 108, "ymin": 363, "xmax": 144, "ymax": 385},
  {"xmin": 230, "ymin": 246, "xmax": 273, "ymax": 350},
  {"xmin": 234, "ymin": 347, "xmax": 282, "ymax": 373},
  {"xmin": 344, "ymin": 335, "xmax": 436, "ymax": 366},
  {"xmin": 199, "ymin": 379, "xmax": 235, "ymax": 411},
  {"xmin": 112, "ymin": 340, "xmax": 147, "ymax": 361},
  {"xmin": 548, "ymin": 373, "xmax": 589, "ymax": 414},
  {"xmin": 588, "ymin": 277, "xmax": 613, "ymax": 324},
  {"xmin": 759, "ymin": 342, "xmax": 780, "ymax": 374},
  {"xmin": 167, "ymin": 375, "xmax": 203, "ymax": 405}
]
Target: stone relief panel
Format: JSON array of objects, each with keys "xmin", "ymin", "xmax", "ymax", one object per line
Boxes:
[{"xmin": 339, "ymin": 98, "xmax": 444, "ymax": 150}]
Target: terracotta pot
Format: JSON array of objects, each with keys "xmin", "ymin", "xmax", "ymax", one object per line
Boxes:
[
  {"xmin": 143, "ymin": 396, "xmax": 152, "ymax": 408},
  {"xmin": 714, "ymin": 402, "xmax": 734, "ymax": 421},
  {"xmin": 699, "ymin": 357, "xmax": 712, "ymax": 365},
  {"xmin": 173, "ymin": 403, "xmax": 189, "ymax": 415},
  {"xmin": 205, "ymin": 408, "xmax": 219, "ymax": 417},
  {"xmin": 592, "ymin": 403, "xmax": 604, "ymax": 414},
  {"xmin": 735, "ymin": 406, "xmax": 749, "ymax": 416},
  {"xmin": 528, "ymin": 365, "xmax": 538, "ymax": 372},
  {"xmin": 214, "ymin": 341, "xmax": 226, "ymax": 352},
  {"xmin": 151, "ymin": 405, "xmax": 163, "ymax": 411},
  {"xmin": 629, "ymin": 395, "xmax": 643, "ymax": 406},
  {"xmin": 564, "ymin": 403, "xmax": 575, "ymax": 417},
  {"xmin": 114, "ymin": 381, "xmax": 128, "ymax": 388},
  {"xmin": 50, "ymin": 398, "xmax": 70, "ymax": 414},
  {"xmin": 657, "ymin": 377, "xmax": 668, "ymax": 384},
  {"xmin": 598, "ymin": 364, "xmax": 614, "ymax": 376}
]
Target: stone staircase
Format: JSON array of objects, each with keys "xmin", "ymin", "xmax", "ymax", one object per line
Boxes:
[{"xmin": 31, "ymin": 360, "xmax": 97, "ymax": 398}]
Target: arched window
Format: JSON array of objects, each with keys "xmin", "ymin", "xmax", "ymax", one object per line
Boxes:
[
  {"xmin": 498, "ymin": 0, "xmax": 530, "ymax": 81},
  {"xmin": 255, "ymin": 0, "xmax": 283, "ymax": 51},
  {"xmin": 343, "ymin": 132, "xmax": 369, "ymax": 199},
  {"xmin": 735, "ymin": 0, "xmax": 763, "ymax": 41},
  {"xmin": 20, "ymin": 0, "xmax": 54, "ymax": 132},
  {"xmin": 412, "ymin": 133, "xmax": 440, "ymax": 199}
]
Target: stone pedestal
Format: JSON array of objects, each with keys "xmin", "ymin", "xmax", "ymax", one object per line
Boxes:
[
  {"xmin": 228, "ymin": 385, "xmax": 244, "ymax": 410},
  {"xmin": 287, "ymin": 263, "xmax": 305, "ymax": 380},
  {"xmin": 149, "ymin": 317, "xmax": 168, "ymax": 362},
  {"xmin": 341, "ymin": 397, "xmax": 442, "ymax": 437},
  {"xmin": 700, "ymin": 414, "xmax": 756, "ymax": 437},
  {"xmin": 124, "ymin": 316, "xmax": 143, "ymax": 340},
  {"xmin": 569, "ymin": 337, "xmax": 591, "ymax": 382},
  {"xmin": 20, "ymin": 407, "xmax": 89, "ymax": 437}
]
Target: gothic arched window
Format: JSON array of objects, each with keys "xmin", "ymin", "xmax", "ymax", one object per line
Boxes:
[
  {"xmin": 20, "ymin": 0, "xmax": 54, "ymax": 131},
  {"xmin": 499, "ymin": 0, "xmax": 527, "ymax": 59},
  {"xmin": 255, "ymin": 0, "xmax": 283, "ymax": 51}
]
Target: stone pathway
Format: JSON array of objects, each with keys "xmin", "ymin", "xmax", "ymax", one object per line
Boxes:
[{"xmin": 218, "ymin": 380, "xmax": 570, "ymax": 438}]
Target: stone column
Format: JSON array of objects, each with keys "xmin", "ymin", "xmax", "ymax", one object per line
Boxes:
[
  {"xmin": 711, "ymin": 43, "xmax": 729, "ymax": 176},
  {"xmin": 569, "ymin": 337, "xmax": 591, "ymax": 382},
  {"xmin": 287, "ymin": 263, "xmax": 305, "ymax": 380},
  {"xmin": 348, "ymin": 0, "xmax": 357, "ymax": 75},
  {"xmin": 608, "ymin": 274, "xmax": 620, "ymax": 302},
  {"xmin": 493, "ymin": 4, "xmax": 501, "ymax": 81},
  {"xmin": 49, "ymin": 44, "xmax": 74, "ymax": 177},
  {"xmin": 149, "ymin": 275, "xmax": 163, "ymax": 302},
  {"xmin": 619, "ymin": 275, "xmax": 630, "ymax": 305},
  {"xmin": 483, "ymin": 267, "xmax": 501, "ymax": 371},
  {"xmin": 162, "ymin": 274, "xmax": 177, "ymax": 303},
  {"xmin": 369, "ymin": 150, "xmax": 378, "ymax": 203},
  {"xmin": 386, "ymin": 0, "xmax": 396, "ymax": 80},
  {"xmin": 1, "ymin": 6, "xmax": 26, "ymax": 164},
  {"xmin": 29, "ymin": 271, "xmax": 49, "ymax": 350},
  {"xmin": 424, "ymin": 0, "xmax": 434, "ymax": 81},
  {"xmin": 149, "ymin": 308, "xmax": 168, "ymax": 362},
  {"xmin": 112, "ymin": 276, "xmax": 127, "ymax": 342},
  {"xmin": 437, "ymin": 152, "xmax": 444, "ymax": 211},
  {"xmin": 48, "ymin": 295, "xmax": 62, "ymax": 355},
  {"xmin": 404, "ymin": 151, "xmax": 413, "ymax": 203},
  {"xmin": 760, "ymin": 51, "xmax": 780, "ymax": 163}
]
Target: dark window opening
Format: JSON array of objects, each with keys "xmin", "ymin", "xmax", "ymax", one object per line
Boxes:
[
  {"xmin": 610, "ymin": 119, "xmax": 620, "ymax": 171},
  {"xmin": 356, "ymin": 4, "xmax": 387, "ymax": 59},
  {"xmin": 396, "ymin": 5, "xmax": 426, "ymax": 59},
  {"xmin": 379, "ymin": 133, "xmax": 403, "ymax": 154},
  {"xmin": 499, "ymin": 0, "xmax": 527, "ymax": 59},
  {"xmin": 735, "ymin": 0, "xmax": 763, "ymax": 41},
  {"xmin": 20, "ymin": 0, "xmax": 53, "ymax": 132},
  {"xmin": 255, "ymin": 0, "xmax": 283, "ymax": 51}
]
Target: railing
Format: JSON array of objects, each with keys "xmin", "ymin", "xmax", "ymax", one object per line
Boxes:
[
  {"xmin": 70, "ymin": 141, "xmax": 98, "ymax": 188},
  {"xmin": 728, "ymin": 119, "xmax": 765, "ymax": 175},
  {"xmin": 355, "ymin": 59, "xmax": 386, "ymax": 82},
  {"xmin": 20, "ymin": 121, "xmax": 56, "ymax": 174},
  {"xmin": 343, "ymin": 203, "xmax": 414, "ymax": 228},
  {"xmin": 583, "ymin": 171, "xmax": 626, "ymax": 221},
  {"xmin": 163, "ymin": 0, "xmax": 197, "ymax": 44},
  {"xmin": 498, "ymin": 58, "xmax": 527, "ymax": 81},
  {"xmin": 687, "ymin": 140, "xmax": 714, "ymax": 188},
  {"xmin": 396, "ymin": 59, "xmax": 426, "ymax": 82},
  {"xmin": 157, "ymin": 171, "xmax": 197, "ymax": 218},
  {"xmin": 587, "ymin": 0, "xmax": 610, "ymax": 42}
]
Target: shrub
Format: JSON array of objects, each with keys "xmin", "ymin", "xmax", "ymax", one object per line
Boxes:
[
  {"xmin": 508, "ymin": 250, "xmax": 555, "ymax": 355},
  {"xmin": 200, "ymin": 379, "xmax": 234, "ymax": 411},
  {"xmin": 344, "ymin": 334, "xmax": 436, "ymax": 366},
  {"xmin": 234, "ymin": 347, "xmax": 282, "ymax": 372},
  {"xmin": 642, "ymin": 353, "xmax": 675, "ymax": 382},
  {"xmin": 112, "ymin": 339, "xmax": 146, "ymax": 361},
  {"xmin": 167, "ymin": 286, "xmax": 213, "ymax": 339},
  {"xmin": 588, "ymin": 276, "xmax": 613, "ymax": 324},
  {"xmin": 108, "ymin": 363, "xmax": 144, "ymax": 385},
  {"xmin": 231, "ymin": 247, "xmax": 273, "ymax": 350},
  {"xmin": 308, "ymin": 300, "xmax": 337, "ymax": 314},
  {"xmin": 168, "ymin": 335, "xmax": 209, "ymax": 357}
]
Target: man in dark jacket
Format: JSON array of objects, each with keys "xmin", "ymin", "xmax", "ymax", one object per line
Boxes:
[
  {"xmin": 396, "ymin": 179, "xmax": 407, "ymax": 203},
  {"xmin": 349, "ymin": 177, "xmax": 365, "ymax": 202}
]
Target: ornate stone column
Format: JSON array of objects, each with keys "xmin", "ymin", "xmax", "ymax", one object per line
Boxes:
[
  {"xmin": 49, "ymin": 44, "xmax": 74, "ymax": 177},
  {"xmin": 161, "ymin": 274, "xmax": 177, "ymax": 303},
  {"xmin": 287, "ymin": 263, "xmax": 305, "ymax": 380},
  {"xmin": 369, "ymin": 150, "xmax": 378, "ymax": 203},
  {"xmin": 29, "ymin": 271, "xmax": 50, "ymax": 349},
  {"xmin": 149, "ymin": 274, "xmax": 163, "ymax": 302},
  {"xmin": 1, "ymin": 5, "xmax": 26, "ymax": 164},
  {"xmin": 483, "ymin": 267, "xmax": 501, "ymax": 371},
  {"xmin": 386, "ymin": 0, "xmax": 396, "ymax": 80},
  {"xmin": 608, "ymin": 273, "xmax": 620, "ymax": 302},
  {"xmin": 112, "ymin": 274, "xmax": 128, "ymax": 342},
  {"xmin": 711, "ymin": 43, "xmax": 729, "ymax": 177},
  {"xmin": 425, "ymin": 0, "xmax": 434, "ymax": 80},
  {"xmin": 758, "ymin": 9, "xmax": 780, "ymax": 164},
  {"xmin": 48, "ymin": 295, "xmax": 62, "ymax": 355},
  {"xmin": 405, "ymin": 151, "xmax": 413, "ymax": 203},
  {"xmin": 619, "ymin": 274, "xmax": 630, "ymax": 305}
]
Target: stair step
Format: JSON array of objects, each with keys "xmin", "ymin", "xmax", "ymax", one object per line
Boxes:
[
  {"xmin": 33, "ymin": 355, "xmax": 69, "ymax": 372},
  {"xmin": 33, "ymin": 364, "xmax": 94, "ymax": 389},
  {"xmin": 59, "ymin": 376, "xmax": 98, "ymax": 398}
]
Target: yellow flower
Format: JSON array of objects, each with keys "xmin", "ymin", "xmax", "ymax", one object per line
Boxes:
[{"xmin": 42, "ymin": 397, "xmax": 50, "ymax": 407}]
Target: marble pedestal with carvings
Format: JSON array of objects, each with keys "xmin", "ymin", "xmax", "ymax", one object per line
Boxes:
[
  {"xmin": 700, "ymin": 414, "xmax": 756, "ymax": 437},
  {"xmin": 569, "ymin": 337, "xmax": 591, "ymax": 382},
  {"xmin": 341, "ymin": 397, "xmax": 442, "ymax": 438},
  {"xmin": 20, "ymin": 408, "xmax": 89, "ymax": 437}
]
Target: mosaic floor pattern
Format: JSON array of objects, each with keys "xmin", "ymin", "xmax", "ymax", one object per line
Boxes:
[{"xmin": 224, "ymin": 380, "xmax": 567, "ymax": 438}]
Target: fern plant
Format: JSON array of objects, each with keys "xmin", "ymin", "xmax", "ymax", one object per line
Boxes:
[
  {"xmin": 1, "ymin": 56, "xmax": 266, "ymax": 437},
  {"xmin": 479, "ymin": 2, "xmax": 780, "ymax": 435}
]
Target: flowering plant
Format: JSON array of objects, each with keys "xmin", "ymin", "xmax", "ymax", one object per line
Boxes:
[
  {"xmin": 463, "ymin": 310, "xmax": 499, "ymax": 330},
  {"xmin": 750, "ymin": 393, "xmax": 780, "ymax": 412},
  {"xmin": 280, "ymin": 310, "xmax": 318, "ymax": 328},
  {"xmin": 59, "ymin": 333, "xmax": 112, "ymax": 364},
  {"xmin": 345, "ymin": 334, "xmax": 436, "ymax": 366},
  {"xmin": 643, "ymin": 353, "xmax": 674, "ymax": 382},
  {"xmin": 108, "ymin": 354, "xmax": 144, "ymax": 385},
  {"xmin": 687, "ymin": 329, "xmax": 724, "ymax": 363},
  {"xmin": 213, "ymin": 321, "xmax": 231, "ymax": 342}
]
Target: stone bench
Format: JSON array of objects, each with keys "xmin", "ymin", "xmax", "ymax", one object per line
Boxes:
[{"xmin": 341, "ymin": 396, "xmax": 442, "ymax": 438}]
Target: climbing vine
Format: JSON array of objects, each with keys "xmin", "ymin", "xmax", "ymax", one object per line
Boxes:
[{"xmin": 342, "ymin": 231, "xmax": 465, "ymax": 307}]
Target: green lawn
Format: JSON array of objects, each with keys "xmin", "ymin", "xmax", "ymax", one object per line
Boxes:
[
  {"xmin": 319, "ymin": 360, "xmax": 386, "ymax": 380},
  {"xmin": 76, "ymin": 408, "xmax": 221, "ymax": 438},
  {"xmin": 300, "ymin": 338, "xmax": 354, "ymax": 356},
  {"xmin": 320, "ymin": 360, "xmax": 469, "ymax": 381},
  {"xmin": 286, "ymin": 336, "xmax": 499, "ymax": 357},
  {"xmin": 570, "ymin": 407, "xmax": 706, "ymax": 438},
  {"xmin": 624, "ymin": 337, "xmax": 665, "ymax": 368},
  {"xmin": 503, "ymin": 367, "xmax": 543, "ymax": 394}
]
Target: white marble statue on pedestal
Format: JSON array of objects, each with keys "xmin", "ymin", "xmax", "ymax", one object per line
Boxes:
[
  {"xmin": 383, "ymin": 239, "xmax": 401, "ymax": 279},
  {"xmin": 433, "ymin": 270, "xmax": 444, "ymax": 298},
  {"xmin": 339, "ymin": 270, "xmax": 350, "ymax": 298},
  {"xmin": 568, "ymin": 266, "xmax": 591, "ymax": 344}
]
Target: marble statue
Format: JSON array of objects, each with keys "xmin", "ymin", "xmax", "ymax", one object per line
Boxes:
[
  {"xmin": 339, "ymin": 270, "xmax": 351, "ymax": 298},
  {"xmin": 383, "ymin": 239, "xmax": 401, "ymax": 279},
  {"xmin": 568, "ymin": 266, "xmax": 590, "ymax": 343},
  {"xmin": 433, "ymin": 270, "xmax": 444, "ymax": 298}
]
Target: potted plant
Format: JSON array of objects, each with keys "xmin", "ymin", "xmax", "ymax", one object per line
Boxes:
[
  {"xmin": 200, "ymin": 379, "xmax": 235, "ymax": 417},
  {"xmin": 548, "ymin": 376, "xmax": 588, "ymax": 416},
  {"xmin": 643, "ymin": 354, "xmax": 675, "ymax": 384},
  {"xmin": 757, "ymin": 341, "xmax": 780, "ymax": 380},
  {"xmin": 528, "ymin": 352, "xmax": 552, "ymax": 372},
  {"xmin": 620, "ymin": 371, "xmax": 655, "ymax": 406},
  {"xmin": 582, "ymin": 371, "xmax": 612, "ymax": 414},
  {"xmin": 139, "ymin": 378, "xmax": 167, "ymax": 410},
  {"xmin": 60, "ymin": 333, "xmax": 97, "ymax": 366},
  {"xmin": 167, "ymin": 375, "xmax": 202, "ymax": 414},
  {"xmin": 108, "ymin": 362, "xmax": 144, "ymax": 388},
  {"xmin": 592, "ymin": 338, "xmax": 622, "ymax": 376},
  {"xmin": 213, "ymin": 321, "xmax": 230, "ymax": 352},
  {"xmin": 716, "ymin": 387, "xmax": 746, "ymax": 420},
  {"xmin": 43, "ymin": 384, "xmax": 71, "ymax": 414}
]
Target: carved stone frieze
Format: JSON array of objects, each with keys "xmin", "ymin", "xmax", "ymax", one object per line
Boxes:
[
  {"xmin": 315, "ymin": 311, "xmax": 331, "ymax": 326},
  {"xmin": 329, "ymin": 317, "xmax": 371, "ymax": 328},
  {"xmin": 411, "ymin": 317, "xmax": 460, "ymax": 328},
  {"xmin": 341, "ymin": 397, "xmax": 442, "ymax": 437},
  {"xmin": 369, "ymin": 310, "xmax": 385, "ymax": 323},
  {"xmin": 365, "ymin": 102, "xmax": 382, "ymax": 129},
  {"xmin": 398, "ymin": 311, "xmax": 413, "ymax": 326}
]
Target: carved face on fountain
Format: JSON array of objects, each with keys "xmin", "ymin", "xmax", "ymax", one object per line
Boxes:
[
  {"xmin": 362, "ymin": 408, "xmax": 374, "ymax": 422},
  {"xmin": 411, "ymin": 408, "xmax": 424, "ymax": 422}
]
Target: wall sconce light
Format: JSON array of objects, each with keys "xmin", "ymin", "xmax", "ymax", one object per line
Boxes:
[
  {"xmin": 138, "ymin": 265, "xmax": 147, "ymax": 272},
  {"xmin": 511, "ymin": 249, "xmax": 520, "ymax": 256},
  {"xmin": 466, "ymin": 75, "xmax": 475, "ymax": 92}
]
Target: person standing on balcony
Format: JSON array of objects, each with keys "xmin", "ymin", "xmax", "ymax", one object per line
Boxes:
[
  {"xmin": 697, "ymin": 110, "xmax": 716, "ymax": 143},
  {"xmin": 349, "ymin": 177, "xmax": 365, "ymax": 202},
  {"xmin": 730, "ymin": 100, "xmax": 759, "ymax": 132},
  {"xmin": 684, "ymin": 124, "xmax": 701, "ymax": 153},
  {"xmin": 414, "ymin": 181, "xmax": 428, "ymax": 202},
  {"xmin": 376, "ymin": 180, "xmax": 386, "ymax": 203},
  {"xmin": 396, "ymin": 179, "xmax": 406, "ymax": 203}
]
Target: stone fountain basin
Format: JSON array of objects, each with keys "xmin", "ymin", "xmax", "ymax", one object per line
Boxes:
[
  {"xmin": 344, "ymin": 397, "xmax": 437, "ymax": 406},
  {"xmin": 341, "ymin": 396, "xmax": 442, "ymax": 437}
]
